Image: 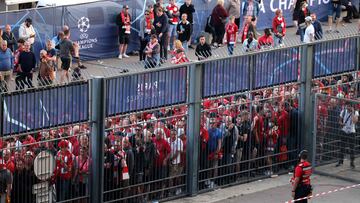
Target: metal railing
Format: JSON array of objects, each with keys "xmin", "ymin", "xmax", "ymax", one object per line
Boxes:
[{"xmin": 0, "ymin": 32, "xmax": 359, "ymax": 203}]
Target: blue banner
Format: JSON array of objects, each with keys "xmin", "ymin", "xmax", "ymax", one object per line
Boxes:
[
  {"xmin": 254, "ymin": 48, "xmax": 299, "ymax": 88},
  {"xmin": 0, "ymin": 0, "xmax": 331, "ymax": 60},
  {"xmin": 2, "ymin": 83, "xmax": 89, "ymax": 135},
  {"xmin": 202, "ymin": 56, "xmax": 250, "ymax": 98},
  {"xmin": 313, "ymin": 37, "xmax": 358, "ymax": 78},
  {"xmin": 106, "ymin": 67, "xmax": 187, "ymax": 116}
]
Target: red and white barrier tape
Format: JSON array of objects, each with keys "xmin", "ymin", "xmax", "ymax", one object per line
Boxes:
[{"xmin": 285, "ymin": 183, "xmax": 360, "ymax": 203}]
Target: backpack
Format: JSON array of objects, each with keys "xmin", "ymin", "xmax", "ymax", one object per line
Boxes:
[{"xmin": 0, "ymin": 169, "xmax": 8, "ymax": 194}]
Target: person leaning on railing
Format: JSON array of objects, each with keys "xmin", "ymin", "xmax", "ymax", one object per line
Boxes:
[{"xmin": 195, "ymin": 35, "xmax": 212, "ymax": 60}]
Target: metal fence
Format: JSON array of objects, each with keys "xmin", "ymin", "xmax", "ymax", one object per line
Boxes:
[
  {"xmin": 313, "ymin": 93, "xmax": 360, "ymax": 183},
  {"xmin": 0, "ymin": 34, "xmax": 359, "ymax": 203}
]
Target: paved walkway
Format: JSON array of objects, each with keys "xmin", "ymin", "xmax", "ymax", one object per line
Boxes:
[{"xmin": 169, "ymin": 173, "xmax": 360, "ymax": 203}]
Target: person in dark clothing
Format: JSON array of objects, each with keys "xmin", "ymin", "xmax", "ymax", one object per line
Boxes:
[
  {"xmin": 179, "ymin": 0, "xmax": 195, "ymax": 24},
  {"xmin": 221, "ymin": 116, "xmax": 238, "ymax": 184},
  {"xmin": 342, "ymin": 0, "xmax": 354, "ymax": 23},
  {"xmin": 103, "ymin": 141, "xmax": 115, "ymax": 201},
  {"xmin": 177, "ymin": 13, "xmax": 192, "ymax": 52},
  {"xmin": 311, "ymin": 13, "xmax": 323, "ymax": 40},
  {"xmin": 153, "ymin": 7, "xmax": 169, "ymax": 62},
  {"xmin": 292, "ymin": 0, "xmax": 307, "ymax": 29},
  {"xmin": 195, "ymin": 35, "xmax": 212, "ymax": 60},
  {"xmin": 297, "ymin": 2, "xmax": 310, "ymax": 42},
  {"xmin": 16, "ymin": 41, "xmax": 35, "ymax": 90},
  {"xmin": 210, "ymin": 0, "xmax": 229, "ymax": 46},
  {"xmin": 179, "ymin": 0, "xmax": 195, "ymax": 47},
  {"xmin": 2, "ymin": 24, "xmax": 16, "ymax": 52}
]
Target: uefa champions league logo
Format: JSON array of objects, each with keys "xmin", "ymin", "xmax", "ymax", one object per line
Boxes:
[{"xmin": 78, "ymin": 17, "xmax": 90, "ymax": 33}]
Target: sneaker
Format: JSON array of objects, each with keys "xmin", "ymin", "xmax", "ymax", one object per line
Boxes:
[
  {"xmin": 175, "ymin": 188, "xmax": 182, "ymax": 195},
  {"xmin": 333, "ymin": 30, "xmax": 340, "ymax": 33},
  {"xmin": 118, "ymin": 54, "xmax": 122, "ymax": 59},
  {"xmin": 264, "ymin": 170, "xmax": 271, "ymax": 176},
  {"xmin": 123, "ymin": 54, "xmax": 130, "ymax": 58},
  {"xmin": 335, "ymin": 161, "xmax": 343, "ymax": 167}
]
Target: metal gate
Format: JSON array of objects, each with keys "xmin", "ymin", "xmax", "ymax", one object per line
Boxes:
[{"xmin": 313, "ymin": 93, "xmax": 360, "ymax": 183}]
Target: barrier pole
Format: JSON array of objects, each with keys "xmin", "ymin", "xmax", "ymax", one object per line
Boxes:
[
  {"xmin": 299, "ymin": 45, "xmax": 315, "ymax": 162},
  {"xmin": 187, "ymin": 64, "xmax": 202, "ymax": 196},
  {"xmin": 90, "ymin": 77, "xmax": 105, "ymax": 203}
]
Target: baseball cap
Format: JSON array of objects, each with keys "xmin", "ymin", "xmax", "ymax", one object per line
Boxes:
[
  {"xmin": 305, "ymin": 16, "xmax": 312, "ymax": 22},
  {"xmin": 123, "ymin": 5, "xmax": 129, "ymax": 9}
]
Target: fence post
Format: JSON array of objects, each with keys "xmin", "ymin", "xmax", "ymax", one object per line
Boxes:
[
  {"xmin": 299, "ymin": 44, "xmax": 315, "ymax": 162},
  {"xmin": 357, "ymin": 36, "xmax": 360, "ymax": 70},
  {"xmin": 186, "ymin": 63, "xmax": 202, "ymax": 196},
  {"xmin": 90, "ymin": 77, "xmax": 106, "ymax": 203}
]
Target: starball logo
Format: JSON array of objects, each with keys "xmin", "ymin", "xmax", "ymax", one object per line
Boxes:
[{"xmin": 76, "ymin": 16, "xmax": 98, "ymax": 49}]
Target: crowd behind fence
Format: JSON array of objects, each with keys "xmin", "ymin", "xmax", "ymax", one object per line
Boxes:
[{"xmin": 0, "ymin": 34, "xmax": 359, "ymax": 203}]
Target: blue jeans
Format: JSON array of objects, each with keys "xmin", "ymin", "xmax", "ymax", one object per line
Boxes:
[
  {"xmin": 227, "ymin": 44, "xmax": 234, "ymax": 55},
  {"xmin": 298, "ymin": 27, "xmax": 305, "ymax": 42},
  {"xmin": 182, "ymin": 40, "xmax": 188, "ymax": 52},
  {"xmin": 274, "ymin": 35, "xmax": 283, "ymax": 47}
]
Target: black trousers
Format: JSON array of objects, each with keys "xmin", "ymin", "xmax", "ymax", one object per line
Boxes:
[
  {"xmin": 159, "ymin": 33, "xmax": 169, "ymax": 61},
  {"xmin": 139, "ymin": 36, "xmax": 149, "ymax": 61},
  {"xmin": 338, "ymin": 131, "xmax": 356, "ymax": 162},
  {"xmin": 212, "ymin": 23, "xmax": 225, "ymax": 45},
  {"xmin": 294, "ymin": 184, "xmax": 312, "ymax": 203}
]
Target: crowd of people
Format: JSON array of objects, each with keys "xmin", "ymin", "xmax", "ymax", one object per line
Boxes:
[
  {"xmin": 134, "ymin": 0, "xmax": 360, "ymax": 67},
  {"xmin": 0, "ymin": 71, "xmax": 359, "ymax": 202},
  {"xmin": 0, "ymin": 19, "xmax": 85, "ymax": 92}
]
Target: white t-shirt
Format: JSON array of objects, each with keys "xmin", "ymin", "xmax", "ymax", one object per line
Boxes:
[
  {"xmin": 304, "ymin": 24, "xmax": 315, "ymax": 43},
  {"xmin": 340, "ymin": 109, "xmax": 359, "ymax": 134},
  {"xmin": 167, "ymin": 137, "xmax": 183, "ymax": 165}
]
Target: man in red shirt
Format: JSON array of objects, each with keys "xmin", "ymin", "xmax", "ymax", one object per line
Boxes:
[
  {"xmin": 224, "ymin": 16, "xmax": 238, "ymax": 55},
  {"xmin": 153, "ymin": 128, "xmax": 171, "ymax": 198},
  {"xmin": 54, "ymin": 140, "xmax": 73, "ymax": 201},
  {"xmin": 291, "ymin": 150, "xmax": 312, "ymax": 203}
]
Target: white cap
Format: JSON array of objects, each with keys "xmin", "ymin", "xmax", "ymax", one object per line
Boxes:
[{"xmin": 305, "ymin": 16, "xmax": 312, "ymax": 22}]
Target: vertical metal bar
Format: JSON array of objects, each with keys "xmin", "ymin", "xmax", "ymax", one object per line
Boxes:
[
  {"xmin": 187, "ymin": 64, "xmax": 202, "ymax": 196},
  {"xmin": 299, "ymin": 44, "xmax": 315, "ymax": 162},
  {"xmin": 0, "ymin": 93, "xmax": 3, "ymax": 136},
  {"xmin": 90, "ymin": 77, "xmax": 105, "ymax": 203},
  {"xmin": 312, "ymin": 94, "xmax": 318, "ymax": 167},
  {"xmin": 356, "ymin": 36, "xmax": 360, "ymax": 71}
]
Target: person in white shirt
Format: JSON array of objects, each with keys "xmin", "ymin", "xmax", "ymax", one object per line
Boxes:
[
  {"xmin": 336, "ymin": 104, "xmax": 359, "ymax": 169},
  {"xmin": 303, "ymin": 16, "xmax": 314, "ymax": 43},
  {"xmin": 18, "ymin": 18, "xmax": 36, "ymax": 49},
  {"xmin": 167, "ymin": 129, "xmax": 184, "ymax": 195}
]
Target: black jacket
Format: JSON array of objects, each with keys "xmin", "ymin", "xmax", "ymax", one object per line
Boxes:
[
  {"xmin": 195, "ymin": 43, "xmax": 212, "ymax": 60},
  {"xmin": 2, "ymin": 32, "xmax": 16, "ymax": 52},
  {"xmin": 154, "ymin": 14, "xmax": 169, "ymax": 35},
  {"xmin": 177, "ymin": 21, "xmax": 191, "ymax": 42},
  {"xmin": 179, "ymin": 3, "xmax": 195, "ymax": 24}
]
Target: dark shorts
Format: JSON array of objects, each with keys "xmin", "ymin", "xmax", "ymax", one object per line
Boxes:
[
  {"xmin": 61, "ymin": 57, "xmax": 71, "ymax": 70},
  {"xmin": 119, "ymin": 33, "xmax": 130, "ymax": 44},
  {"xmin": 294, "ymin": 184, "xmax": 312, "ymax": 203}
]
